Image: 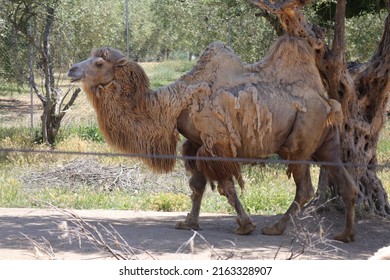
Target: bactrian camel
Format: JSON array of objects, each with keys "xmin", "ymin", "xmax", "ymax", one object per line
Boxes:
[{"xmin": 68, "ymin": 35, "xmax": 357, "ymax": 243}]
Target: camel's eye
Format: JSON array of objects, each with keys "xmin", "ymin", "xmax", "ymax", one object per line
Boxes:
[{"xmin": 95, "ymin": 59, "xmax": 104, "ymax": 67}]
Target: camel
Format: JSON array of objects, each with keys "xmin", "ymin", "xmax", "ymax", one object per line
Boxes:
[{"xmin": 68, "ymin": 35, "xmax": 357, "ymax": 243}]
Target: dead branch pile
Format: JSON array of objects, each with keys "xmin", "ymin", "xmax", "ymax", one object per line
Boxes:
[{"xmin": 21, "ymin": 157, "xmax": 188, "ymax": 194}]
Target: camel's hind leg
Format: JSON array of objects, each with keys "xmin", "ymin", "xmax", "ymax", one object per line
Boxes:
[
  {"xmin": 325, "ymin": 165, "xmax": 356, "ymax": 243},
  {"xmin": 262, "ymin": 99, "xmax": 326, "ymax": 235},
  {"xmin": 314, "ymin": 128, "xmax": 357, "ymax": 243},
  {"xmin": 262, "ymin": 164, "xmax": 314, "ymax": 235},
  {"xmin": 176, "ymin": 141, "xmax": 207, "ymax": 231},
  {"xmin": 217, "ymin": 177, "xmax": 256, "ymax": 235}
]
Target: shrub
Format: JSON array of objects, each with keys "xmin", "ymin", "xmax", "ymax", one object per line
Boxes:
[{"xmin": 149, "ymin": 192, "xmax": 189, "ymax": 212}]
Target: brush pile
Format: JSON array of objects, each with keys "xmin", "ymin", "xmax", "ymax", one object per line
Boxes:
[{"xmin": 22, "ymin": 157, "xmax": 188, "ymax": 194}]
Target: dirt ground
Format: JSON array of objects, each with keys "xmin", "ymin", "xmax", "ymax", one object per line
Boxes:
[
  {"xmin": 0, "ymin": 97, "xmax": 41, "ymax": 126},
  {"xmin": 1, "ymin": 208, "xmax": 389, "ymax": 260}
]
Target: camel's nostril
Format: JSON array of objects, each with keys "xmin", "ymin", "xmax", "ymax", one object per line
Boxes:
[
  {"xmin": 68, "ymin": 66, "xmax": 78, "ymax": 76},
  {"xmin": 68, "ymin": 66, "xmax": 84, "ymax": 83}
]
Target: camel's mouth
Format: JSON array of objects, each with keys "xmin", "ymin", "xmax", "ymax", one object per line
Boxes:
[
  {"xmin": 70, "ymin": 76, "xmax": 83, "ymax": 83},
  {"xmin": 67, "ymin": 65, "xmax": 85, "ymax": 83}
]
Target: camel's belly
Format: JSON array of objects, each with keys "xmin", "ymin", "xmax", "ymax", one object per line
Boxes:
[{"xmin": 235, "ymin": 105, "xmax": 297, "ymax": 158}]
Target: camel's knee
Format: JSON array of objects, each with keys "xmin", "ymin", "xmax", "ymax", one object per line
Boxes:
[
  {"xmin": 189, "ymin": 173, "xmax": 207, "ymax": 194},
  {"xmin": 329, "ymin": 166, "xmax": 357, "ymax": 203}
]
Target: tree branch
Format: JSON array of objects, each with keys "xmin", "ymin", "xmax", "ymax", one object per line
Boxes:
[
  {"xmin": 250, "ymin": 0, "xmax": 327, "ymax": 58},
  {"xmin": 255, "ymin": 10, "xmax": 284, "ymax": 35},
  {"xmin": 7, "ymin": 17, "xmax": 46, "ymax": 59},
  {"xmin": 250, "ymin": 0, "xmax": 311, "ymax": 15},
  {"xmin": 355, "ymin": 3, "xmax": 390, "ymax": 132},
  {"xmin": 58, "ymin": 87, "xmax": 81, "ymax": 119},
  {"xmin": 332, "ymin": 0, "xmax": 346, "ymax": 58},
  {"xmin": 250, "ymin": 0, "xmax": 316, "ymax": 40},
  {"xmin": 42, "ymin": 6, "xmax": 55, "ymax": 99},
  {"xmin": 29, "ymin": 74, "xmax": 47, "ymax": 105}
]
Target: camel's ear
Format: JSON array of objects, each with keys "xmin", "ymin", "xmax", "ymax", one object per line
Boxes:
[{"xmin": 116, "ymin": 57, "xmax": 128, "ymax": 68}]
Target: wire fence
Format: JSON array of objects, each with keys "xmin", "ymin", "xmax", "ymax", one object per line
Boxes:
[{"xmin": 1, "ymin": 147, "xmax": 389, "ymax": 170}]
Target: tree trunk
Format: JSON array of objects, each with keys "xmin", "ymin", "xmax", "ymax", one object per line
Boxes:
[
  {"xmin": 316, "ymin": 0, "xmax": 390, "ymax": 216},
  {"xmin": 336, "ymin": 1, "xmax": 390, "ymax": 215},
  {"xmin": 38, "ymin": 5, "xmax": 81, "ymax": 145},
  {"xmin": 250, "ymin": 0, "xmax": 390, "ymax": 215},
  {"xmin": 41, "ymin": 6, "xmax": 56, "ymax": 145}
]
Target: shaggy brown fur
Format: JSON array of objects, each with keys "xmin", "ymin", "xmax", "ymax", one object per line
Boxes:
[
  {"xmin": 73, "ymin": 48, "xmax": 191, "ymax": 173},
  {"xmin": 68, "ymin": 36, "xmax": 357, "ymax": 243}
]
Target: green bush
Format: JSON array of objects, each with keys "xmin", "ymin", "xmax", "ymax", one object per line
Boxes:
[
  {"xmin": 149, "ymin": 192, "xmax": 190, "ymax": 212},
  {"xmin": 63, "ymin": 124, "xmax": 104, "ymax": 143},
  {"xmin": 77, "ymin": 124, "xmax": 104, "ymax": 143}
]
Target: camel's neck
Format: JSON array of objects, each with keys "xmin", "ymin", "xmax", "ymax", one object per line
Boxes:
[{"xmin": 85, "ymin": 79, "xmax": 187, "ymax": 173}]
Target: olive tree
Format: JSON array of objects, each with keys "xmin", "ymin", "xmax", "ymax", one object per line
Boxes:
[{"xmin": 1, "ymin": 0, "xmax": 80, "ymax": 145}]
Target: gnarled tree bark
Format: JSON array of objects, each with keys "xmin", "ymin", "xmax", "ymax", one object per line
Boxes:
[{"xmin": 250, "ymin": 0, "xmax": 390, "ymax": 215}]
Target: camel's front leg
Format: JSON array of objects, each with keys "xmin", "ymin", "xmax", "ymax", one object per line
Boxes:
[
  {"xmin": 175, "ymin": 172, "xmax": 206, "ymax": 230},
  {"xmin": 218, "ymin": 177, "xmax": 256, "ymax": 235},
  {"xmin": 263, "ymin": 164, "xmax": 314, "ymax": 236},
  {"xmin": 176, "ymin": 140, "xmax": 206, "ymax": 231}
]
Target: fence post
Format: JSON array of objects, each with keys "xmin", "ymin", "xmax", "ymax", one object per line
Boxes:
[
  {"xmin": 126, "ymin": 0, "xmax": 130, "ymax": 59},
  {"xmin": 28, "ymin": 19, "xmax": 34, "ymax": 141}
]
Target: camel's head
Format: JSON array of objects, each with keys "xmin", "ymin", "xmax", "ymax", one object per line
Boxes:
[{"xmin": 68, "ymin": 47, "xmax": 128, "ymax": 89}]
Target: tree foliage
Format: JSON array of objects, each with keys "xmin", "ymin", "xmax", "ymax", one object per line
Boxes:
[
  {"xmin": 56, "ymin": 0, "xmax": 126, "ymax": 62},
  {"xmin": 148, "ymin": 0, "xmax": 276, "ymax": 62},
  {"xmin": 313, "ymin": 0, "xmax": 387, "ymax": 21}
]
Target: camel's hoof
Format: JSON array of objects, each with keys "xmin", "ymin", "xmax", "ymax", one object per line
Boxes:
[
  {"xmin": 334, "ymin": 232, "xmax": 355, "ymax": 243},
  {"xmin": 262, "ymin": 225, "xmax": 284, "ymax": 236},
  {"xmin": 175, "ymin": 221, "xmax": 200, "ymax": 231},
  {"xmin": 235, "ymin": 222, "xmax": 256, "ymax": 235}
]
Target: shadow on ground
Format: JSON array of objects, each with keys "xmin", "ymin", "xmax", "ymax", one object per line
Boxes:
[{"xmin": 0, "ymin": 208, "xmax": 389, "ymax": 260}]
